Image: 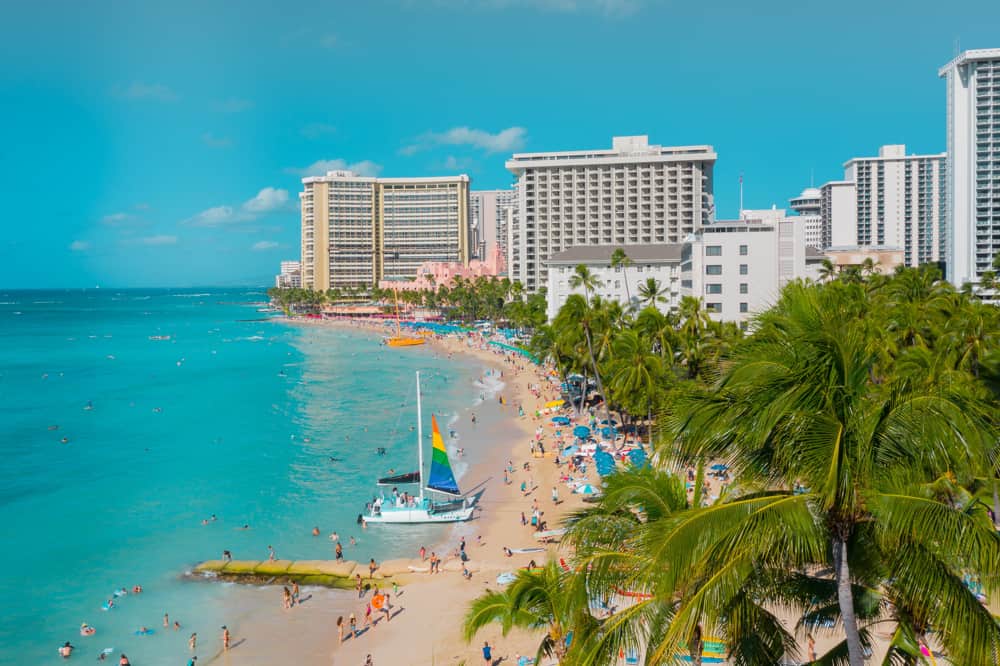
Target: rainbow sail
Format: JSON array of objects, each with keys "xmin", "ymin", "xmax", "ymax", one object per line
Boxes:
[{"xmin": 427, "ymin": 415, "xmax": 461, "ymax": 495}]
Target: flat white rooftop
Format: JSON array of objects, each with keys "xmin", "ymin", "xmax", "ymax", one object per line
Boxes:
[{"xmin": 506, "ymin": 135, "xmax": 716, "ymax": 172}]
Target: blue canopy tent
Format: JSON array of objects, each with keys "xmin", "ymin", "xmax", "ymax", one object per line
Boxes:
[{"xmin": 487, "ymin": 341, "xmax": 541, "ymax": 365}]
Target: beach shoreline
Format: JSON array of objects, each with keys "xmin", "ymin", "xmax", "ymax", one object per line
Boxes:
[{"xmin": 213, "ymin": 315, "xmax": 587, "ymax": 664}]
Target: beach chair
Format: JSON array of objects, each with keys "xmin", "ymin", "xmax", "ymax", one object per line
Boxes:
[{"xmin": 625, "ymin": 649, "xmax": 639, "ymax": 665}]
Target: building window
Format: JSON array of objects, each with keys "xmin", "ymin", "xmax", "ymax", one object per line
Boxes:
[
  {"xmin": 614, "ymin": 280, "xmax": 621, "ymax": 289},
  {"xmin": 739, "ymin": 302, "xmax": 748, "ymax": 313},
  {"xmin": 636, "ymin": 266, "xmax": 644, "ymax": 272},
  {"xmin": 706, "ymin": 302, "xmax": 722, "ymax": 313},
  {"xmin": 706, "ymin": 245, "xmax": 722, "ymax": 256},
  {"xmin": 706, "ymin": 265, "xmax": 722, "ymax": 275},
  {"xmin": 614, "ymin": 266, "xmax": 621, "ymax": 273},
  {"xmin": 706, "ymin": 283, "xmax": 722, "ymax": 294},
  {"xmin": 739, "ymin": 264, "xmax": 748, "ymax": 275},
  {"xmin": 739, "ymin": 283, "xmax": 748, "ymax": 294},
  {"xmin": 739, "ymin": 244, "xmax": 748, "ymax": 256}
]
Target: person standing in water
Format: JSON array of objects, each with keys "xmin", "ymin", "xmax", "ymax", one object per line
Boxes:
[
  {"xmin": 221, "ymin": 626, "xmax": 230, "ymax": 651},
  {"xmin": 189, "ymin": 633, "xmax": 197, "ymax": 651}
]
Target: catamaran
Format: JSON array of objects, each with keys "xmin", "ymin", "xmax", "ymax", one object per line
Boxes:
[
  {"xmin": 363, "ymin": 371, "xmax": 476, "ymax": 524},
  {"xmin": 385, "ymin": 289, "xmax": 424, "ymax": 348}
]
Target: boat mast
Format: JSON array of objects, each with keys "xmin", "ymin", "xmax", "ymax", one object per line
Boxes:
[{"xmin": 416, "ymin": 371, "xmax": 424, "ymax": 503}]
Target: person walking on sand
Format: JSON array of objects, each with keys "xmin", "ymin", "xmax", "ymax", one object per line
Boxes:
[
  {"xmin": 356, "ymin": 573, "xmax": 364, "ymax": 598},
  {"xmin": 551, "ymin": 486, "xmax": 559, "ymax": 503},
  {"xmin": 482, "ymin": 641, "xmax": 493, "ymax": 664},
  {"xmin": 336, "ymin": 616, "xmax": 344, "ymax": 643},
  {"xmin": 282, "ymin": 586, "xmax": 292, "ymax": 609},
  {"xmin": 369, "ymin": 558, "xmax": 377, "ymax": 578},
  {"xmin": 222, "ymin": 626, "xmax": 230, "ymax": 651},
  {"xmin": 349, "ymin": 612, "xmax": 357, "ymax": 637},
  {"xmin": 291, "ymin": 581, "xmax": 300, "ymax": 604}
]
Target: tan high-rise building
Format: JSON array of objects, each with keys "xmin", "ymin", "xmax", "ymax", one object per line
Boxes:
[{"xmin": 300, "ymin": 171, "xmax": 470, "ymax": 290}]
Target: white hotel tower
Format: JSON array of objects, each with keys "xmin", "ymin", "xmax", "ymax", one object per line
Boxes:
[
  {"xmin": 940, "ymin": 49, "xmax": 1000, "ymax": 288},
  {"xmin": 505, "ymin": 136, "xmax": 716, "ymax": 293}
]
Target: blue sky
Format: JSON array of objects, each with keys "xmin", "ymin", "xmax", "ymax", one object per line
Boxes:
[{"xmin": 1, "ymin": 0, "xmax": 998, "ymax": 288}]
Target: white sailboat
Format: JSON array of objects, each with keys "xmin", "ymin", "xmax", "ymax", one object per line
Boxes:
[{"xmin": 363, "ymin": 371, "xmax": 476, "ymax": 524}]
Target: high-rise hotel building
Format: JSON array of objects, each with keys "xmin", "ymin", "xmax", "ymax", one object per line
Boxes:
[
  {"xmin": 505, "ymin": 135, "xmax": 716, "ymax": 292},
  {"xmin": 940, "ymin": 49, "xmax": 1000, "ymax": 288},
  {"xmin": 820, "ymin": 145, "xmax": 946, "ymax": 267},
  {"xmin": 469, "ymin": 189, "xmax": 517, "ymax": 263},
  {"xmin": 300, "ymin": 170, "xmax": 470, "ymax": 290}
]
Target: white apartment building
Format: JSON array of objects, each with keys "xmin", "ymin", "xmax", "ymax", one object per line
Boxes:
[
  {"xmin": 506, "ymin": 135, "xmax": 716, "ymax": 293},
  {"xmin": 821, "ymin": 180, "xmax": 859, "ymax": 248},
  {"xmin": 819, "ymin": 145, "xmax": 945, "ymax": 267},
  {"xmin": 470, "ymin": 189, "xmax": 517, "ymax": 264},
  {"xmin": 300, "ymin": 171, "xmax": 470, "ymax": 290},
  {"xmin": 274, "ymin": 260, "xmax": 301, "ymax": 289},
  {"xmin": 544, "ymin": 244, "xmax": 683, "ymax": 320},
  {"xmin": 788, "ymin": 187, "xmax": 824, "ymax": 249},
  {"xmin": 681, "ymin": 217, "xmax": 821, "ymax": 326},
  {"xmin": 940, "ymin": 49, "xmax": 1000, "ymax": 288}
]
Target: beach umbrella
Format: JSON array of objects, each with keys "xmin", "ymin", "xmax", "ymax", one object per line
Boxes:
[
  {"xmin": 573, "ymin": 484, "xmax": 597, "ymax": 495},
  {"xmin": 594, "ymin": 450, "xmax": 616, "ymax": 477},
  {"xmin": 545, "ymin": 399, "xmax": 565, "ymax": 408},
  {"xmin": 710, "ymin": 463, "xmax": 728, "ymax": 471},
  {"xmin": 551, "ymin": 416, "xmax": 571, "ymax": 425},
  {"xmin": 600, "ymin": 426, "xmax": 616, "ymax": 439},
  {"xmin": 573, "ymin": 425, "xmax": 591, "ymax": 438},
  {"xmin": 599, "ymin": 419, "xmax": 618, "ymax": 426},
  {"xmin": 627, "ymin": 448, "xmax": 648, "ymax": 469}
]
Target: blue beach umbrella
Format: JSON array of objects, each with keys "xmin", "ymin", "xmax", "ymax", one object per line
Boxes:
[
  {"xmin": 573, "ymin": 484, "xmax": 597, "ymax": 495},
  {"xmin": 710, "ymin": 464, "xmax": 728, "ymax": 471},
  {"xmin": 628, "ymin": 448, "xmax": 648, "ymax": 468},
  {"xmin": 599, "ymin": 419, "xmax": 618, "ymax": 426},
  {"xmin": 600, "ymin": 426, "xmax": 616, "ymax": 439},
  {"xmin": 573, "ymin": 425, "xmax": 591, "ymax": 438},
  {"xmin": 551, "ymin": 416, "xmax": 571, "ymax": 425},
  {"xmin": 594, "ymin": 450, "xmax": 616, "ymax": 476}
]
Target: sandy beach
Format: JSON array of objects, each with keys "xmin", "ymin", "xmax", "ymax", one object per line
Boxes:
[{"xmin": 208, "ymin": 317, "xmax": 594, "ymax": 665}]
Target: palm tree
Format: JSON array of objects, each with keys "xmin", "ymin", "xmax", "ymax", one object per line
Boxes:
[
  {"xmin": 818, "ymin": 257, "xmax": 837, "ymax": 282},
  {"xmin": 569, "ymin": 264, "xmax": 603, "ymax": 305},
  {"xmin": 608, "ymin": 328, "xmax": 665, "ymax": 437},
  {"xmin": 555, "ymin": 294, "xmax": 611, "ymax": 425},
  {"xmin": 611, "ymin": 248, "xmax": 634, "ymax": 309},
  {"xmin": 464, "ymin": 561, "xmax": 593, "ymax": 663},
  {"xmin": 664, "ymin": 281, "xmax": 1000, "ymax": 665},
  {"xmin": 637, "ymin": 277, "xmax": 668, "ymax": 310}
]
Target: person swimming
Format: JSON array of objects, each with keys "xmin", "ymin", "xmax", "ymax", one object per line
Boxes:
[{"xmin": 80, "ymin": 623, "xmax": 95, "ymax": 636}]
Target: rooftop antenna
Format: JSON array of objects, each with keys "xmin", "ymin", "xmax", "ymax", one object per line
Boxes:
[{"xmin": 738, "ymin": 172, "xmax": 744, "ymax": 217}]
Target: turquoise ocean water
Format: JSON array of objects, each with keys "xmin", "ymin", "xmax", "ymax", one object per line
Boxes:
[{"xmin": 0, "ymin": 289, "xmax": 487, "ymax": 665}]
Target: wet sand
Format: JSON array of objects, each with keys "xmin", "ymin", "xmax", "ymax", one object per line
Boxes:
[{"xmin": 210, "ymin": 318, "xmax": 593, "ymax": 665}]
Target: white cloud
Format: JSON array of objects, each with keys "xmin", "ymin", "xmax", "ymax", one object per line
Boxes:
[
  {"xmin": 301, "ymin": 122, "xmax": 337, "ymax": 139},
  {"xmin": 211, "ymin": 98, "xmax": 254, "ymax": 113},
  {"xmin": 101, "ymin": 212, "xmax": 131, "ymax": 225},
  {"xmin": 252, "ymin": 240, "xmax": 280, "ymax": 251},
  {"xmin": 443, "ymin": 155, "xmax": 475, "ymax": 171},
  {"xmin": 139, "ymin": 235, "xmax": 178, "ymax": 246},
  {"xmin": 114, "ymin": 82, "xmax": 178, "ymax": 102},
  {"xmin": 242, "ymin": 187, "xmax": 289, "ymax": 214},
  {"xmin": 183, "ymin": 188, "xmax": 291, "ymax": 227},
  {"xmin": 70, "ymin": 240, "xmax": 91, "ymax": 252},
  {"xmin": 202, "ymin": 132, "xmax": 233, "ymax": 148},
  {"xmin": 286, "ymin": 159, "xmax": 383, "ymax": 178},
  {"xmin": 402, "ymin": 126, "xmax": 526, "ymax": 155}
]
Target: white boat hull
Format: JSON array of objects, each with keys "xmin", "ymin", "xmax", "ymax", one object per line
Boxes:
[{"xmin": 364, "ymin": 506, "xmax": 475, "ymax": 524}]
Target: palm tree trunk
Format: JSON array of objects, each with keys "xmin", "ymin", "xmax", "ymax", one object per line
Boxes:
[
  {"xmin": 992, "ymin": 478, "xmax": 1000, "ymax": 528},
  {"xmin": 690, "ymin": 624, "xmax": 703, "ymax": 666},
  {"xmin": 577, "ymin": 369, "xmax": 588, "ymax": 418},
  {"xmin": 832, "ymin": 532, "xmax": 865, "ymax": 666},
  {"xmin": 582, "ymin": 326, "xmax": 611, "ymax": 426}
]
